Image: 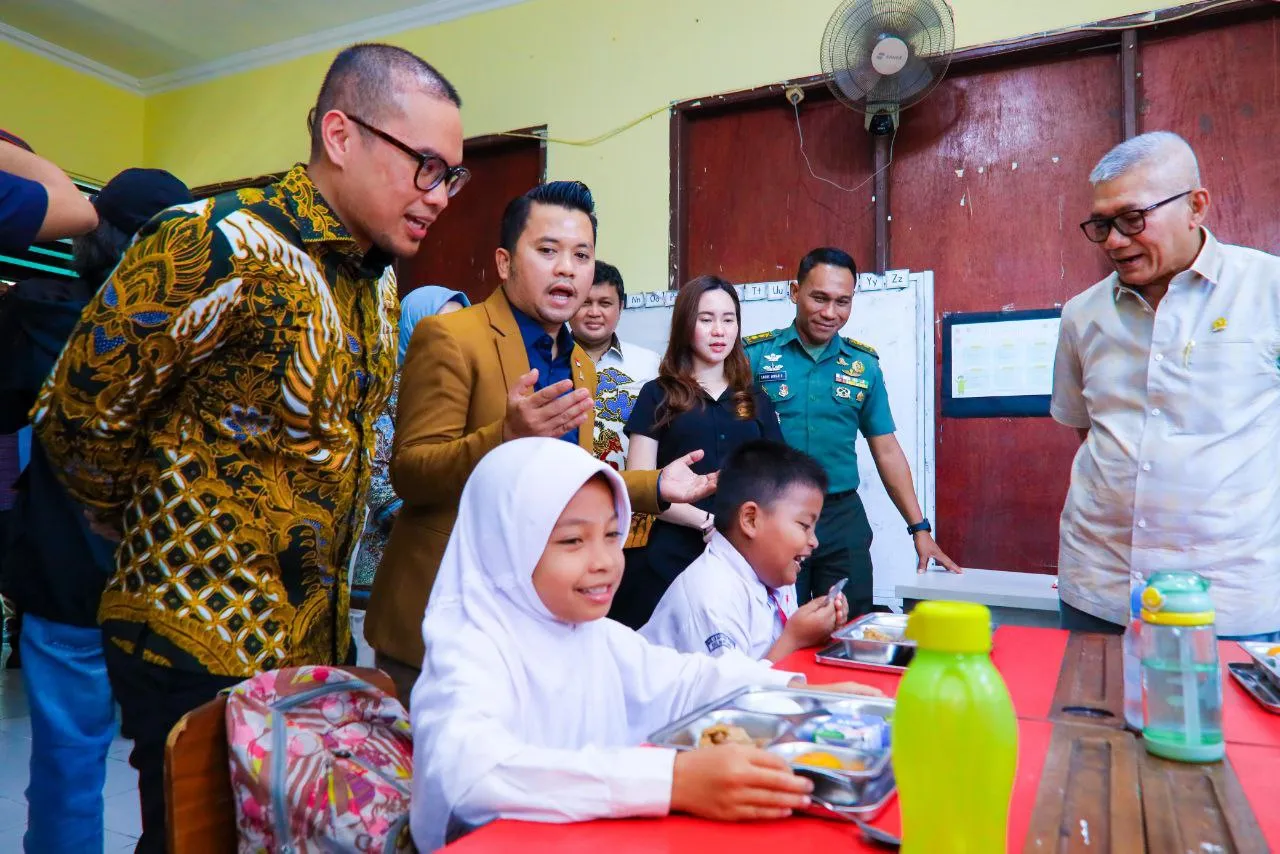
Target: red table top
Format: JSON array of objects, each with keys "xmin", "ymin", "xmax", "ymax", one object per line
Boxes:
[
  {"xmin": 446, "ymin": 627, "xmax": 1280, "ymax": 852},
  {"xmin": 1219, "ymin": 640, "xmax": 1280, "ymax": 747},
  {"xmin": 447, "ymin": 719, "xmax": 1054, "ymax": 853},
  {"xmin": 786, "ymin": 624, "xmax": 1069, "ymax": 720}
]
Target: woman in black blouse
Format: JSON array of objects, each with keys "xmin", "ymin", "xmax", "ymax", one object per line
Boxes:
[{"xmin": 619, "ymin": 275, "xmax": 783, "ymax": 627}]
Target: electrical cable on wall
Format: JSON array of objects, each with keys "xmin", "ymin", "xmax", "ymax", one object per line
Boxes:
[
  {"xmin": 486, "ymin": 0, "xmax": 1241, "ymax": 155},
  {"xmin": 497, "ymin": 104, "xmax": 669, "ymax": 147},
  {"xmin": 791, "ymin": 99, "xmax": 896, "ymax": 195}
]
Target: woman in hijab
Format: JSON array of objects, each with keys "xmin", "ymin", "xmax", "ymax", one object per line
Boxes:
[
  {"xmin": 351, "ymin": 286, "xmax": 470, "ymax": 610},
  {"xmin": 409, "ymin": 438, "xmax": 879, "ymax": 850}
]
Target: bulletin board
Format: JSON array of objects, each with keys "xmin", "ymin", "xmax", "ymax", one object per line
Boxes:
[{"xmin": 941, "ymin": 309, "xmax": 1062, "ymax": 418}]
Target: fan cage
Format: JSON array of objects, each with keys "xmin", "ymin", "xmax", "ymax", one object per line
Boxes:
[{"xmin": 820, "ymin": 0, "xmax": 956, "ymax": 113}]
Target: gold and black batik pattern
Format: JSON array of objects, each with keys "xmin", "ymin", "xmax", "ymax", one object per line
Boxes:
[{"xmin": 33, "ymin": 165, "xmax": 399, "ymax": 677}]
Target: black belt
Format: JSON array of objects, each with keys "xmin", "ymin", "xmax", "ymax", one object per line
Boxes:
[{"xmin": 827, "ymin": 488, "xmax": 859, "ymax": 501}]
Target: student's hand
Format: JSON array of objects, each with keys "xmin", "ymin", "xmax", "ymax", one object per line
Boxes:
[
  {"xmin": 782, "ymin": 595, "xmax": 841, "ymax": 649},
  {"xmin": 502, "ymin": 369, "xmax": 593, "ymax": 442},
  {"xmin": 914, "ymin": 532, "xmax": 963, "ymax": 575},
  {"xmin": 813, "ymin": 681, "xmax": 886, "ymax": 697},
  {"xmin": 671, "ymin": 744, "xmax": 812, "ymax": 821},
  {"xmin": 658, "ymin": 449, "xmax": 718, "ymax": 504}
]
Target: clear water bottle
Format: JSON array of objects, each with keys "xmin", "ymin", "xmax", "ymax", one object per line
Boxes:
[
  {"xmin": 1122, "ymin": 570, "xmax": 1145, "ymax": 730},
  {"xmin": 1139, "ymin": 571, "xmax": 1224, "ymax": 763}
]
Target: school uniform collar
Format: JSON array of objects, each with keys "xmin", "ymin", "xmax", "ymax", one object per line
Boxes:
[{"xmin": 706, "ymin": 532, "xmax": 771, "ymax": 606}]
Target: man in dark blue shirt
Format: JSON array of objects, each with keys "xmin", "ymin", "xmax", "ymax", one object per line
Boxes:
[
  {"xmin": 510, "ymin": 305, "xmax": 577, "ymax": 440},
  {"xmin": 0, "ymin": 130, "xmax": 98, "ymax": 251}
]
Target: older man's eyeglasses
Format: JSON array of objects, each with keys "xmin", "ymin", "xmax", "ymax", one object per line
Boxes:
[
  {"xmin": 1079, "ymin": 190, "xmax": 1193, "ymax": 243},
  {"xmin": 346, "ymin": 114, "xmax": 471, "ymax": 197}
]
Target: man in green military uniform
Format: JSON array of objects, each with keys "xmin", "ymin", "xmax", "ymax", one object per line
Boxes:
[{"xmin": 744, "ymin": 247, "xmax": 960, "ymax": 614}]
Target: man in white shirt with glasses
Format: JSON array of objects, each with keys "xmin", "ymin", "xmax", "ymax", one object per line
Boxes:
[{"xmin": 1052, "ymin": 130, "xmax": 1280, "ymax": 642}]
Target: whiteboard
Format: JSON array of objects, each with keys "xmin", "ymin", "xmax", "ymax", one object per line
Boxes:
[{"xmin": 616, "ymin": 272, "xmax": 937, "ymax": 606}]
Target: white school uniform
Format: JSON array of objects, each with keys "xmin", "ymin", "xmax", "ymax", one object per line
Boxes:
[
  {"xmin": 409, "ymin": 438, "xmax": 798, "ymax": 853},
  {"xmin": 640, "ymin": 532, "xmax": 797, "ymax": 659}
]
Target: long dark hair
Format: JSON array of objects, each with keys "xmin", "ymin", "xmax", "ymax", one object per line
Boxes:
[{"xmin": 654, "ymin": 275, "xmax": 755, "ymax": 430}]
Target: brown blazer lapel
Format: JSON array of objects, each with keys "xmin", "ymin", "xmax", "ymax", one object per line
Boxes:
[
  {"xmin": 572, "ymin": 344, "xmax": 597, "ymax": 452},
  {"xmin": 484, "ymin": 287, "xmax": 530, "ymax": 391}
]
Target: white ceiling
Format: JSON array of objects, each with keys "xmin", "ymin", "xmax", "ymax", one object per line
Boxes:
[{"xmin": 0, "ymin": 0, "xmax": 526, "ymax": 92}]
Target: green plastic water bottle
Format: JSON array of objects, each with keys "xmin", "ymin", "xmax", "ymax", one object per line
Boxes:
[{"xmin": 893, "ymin": 601, "xmax": 1018, "ymax": 853}]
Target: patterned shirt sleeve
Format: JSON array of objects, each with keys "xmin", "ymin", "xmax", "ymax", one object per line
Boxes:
[{"xmin": 31, "ymin": 205, "xmax": 233, "ymax": 512}]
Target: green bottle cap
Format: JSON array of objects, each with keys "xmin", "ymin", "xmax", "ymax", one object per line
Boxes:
[
  {"xmin": 1140, "ymin": 571, "xmax": 1215, "ymax": 627},
  {"xmin": 905, "ymin": 600, "xmax": 992, "ymax": 653}
]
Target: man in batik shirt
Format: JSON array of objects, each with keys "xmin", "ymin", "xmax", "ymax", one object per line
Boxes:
[{"xmin": 33, "ymin": 43, "xmax": 467, "ymax": 853}]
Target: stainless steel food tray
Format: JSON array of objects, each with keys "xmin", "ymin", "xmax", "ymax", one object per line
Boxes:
[
  {"xmin": 831, "ymin": 613, "xmax": 915, "ymax": 669},
  {"xmin": 1228, "ymin": 661, "xmax": 1280, "ymax": 714},
  {"xmin": 1238, "ymin": 641, "xmax": 1280, "ymax": 693},
  {"xmin": 647, "ymin": 685, "xmax": 897, "ymax": 820},
  {"xmin": 815, "ymin": 640, "xmax": 913, "ymax": 673}
]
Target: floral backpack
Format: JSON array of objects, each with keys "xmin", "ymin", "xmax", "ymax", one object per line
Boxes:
[{"xmin": 225, "ymin": 666, "xmax": 415, "ymax": 853}]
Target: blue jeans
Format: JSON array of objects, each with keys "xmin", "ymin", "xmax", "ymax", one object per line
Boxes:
[{"xmin": 19, "ymin": 614, "xmax": 117, "ymax": 854}]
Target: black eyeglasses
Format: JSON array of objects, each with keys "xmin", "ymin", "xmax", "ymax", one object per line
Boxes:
[
  {"xmin": 1079, "ymin": 190, "xmax": 1193, "ymax": 243},
  {"xmin": 346, "ymin": 114, "xmax": 471, "ymax": 197}
]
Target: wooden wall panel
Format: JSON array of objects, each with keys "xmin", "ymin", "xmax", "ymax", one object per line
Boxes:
[
  {"xmin": 674, "ymin": 7, "xmax": 1277, "ymax": 577},
  {"xmin": 1140, "ymin": 13, "xmax": 1280, "ymax": 254},
  {"xmin": 680, "ymin": 93, "xmax": 876, "ymax": 286},
  {"xmin": 890, "ymin": 51, "xmax": 1121, "ymax": 573},
  {"xmin": 396, "ymin": 134, "xmax": 544, "ymax": 304}
]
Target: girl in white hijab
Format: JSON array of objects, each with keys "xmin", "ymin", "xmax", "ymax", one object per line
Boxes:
[{"xmin": 410, "ymin": 439, "xmax": 875, "ymax": 850}]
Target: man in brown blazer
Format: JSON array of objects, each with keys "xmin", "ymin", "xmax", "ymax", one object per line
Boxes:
[{"xmin": 366, "ymin": 181, "xmax": 713, "ymax": 697}]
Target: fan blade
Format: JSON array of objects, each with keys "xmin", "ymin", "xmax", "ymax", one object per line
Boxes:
[{"xmin": 894, "ymin": 56, "xmax": 937, "ymax": 104}]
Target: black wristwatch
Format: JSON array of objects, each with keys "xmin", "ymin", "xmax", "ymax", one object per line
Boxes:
[{"xmin": 906, "ymin": 518, "xmax": 932, "ymax": 536}]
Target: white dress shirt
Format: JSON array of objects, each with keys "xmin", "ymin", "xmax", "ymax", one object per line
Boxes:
[
  {"xmin": 589, "ymin": 335, "xmax": 661, "ymax": 471},
  {"xmin": 1051, "ymin": 230, "xmax": 1280, "ymax": 636},
  {"xmin": 640, "ymin": 532, "xmax": 798, "ymax": 659}
]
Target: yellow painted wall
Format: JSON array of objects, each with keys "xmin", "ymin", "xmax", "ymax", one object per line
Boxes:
[
  {"xmin": 137, "ymin": 0, "xmax": 1165, "ymax": 289},
  {"xmin": 0, "ymin": 41, "xmax": 143, "ymax": 186}
]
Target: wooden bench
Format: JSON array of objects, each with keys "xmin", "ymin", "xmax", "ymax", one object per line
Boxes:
[{"xmin": 163, "ymin": 666, "xmax": 398, "ymax": 854}]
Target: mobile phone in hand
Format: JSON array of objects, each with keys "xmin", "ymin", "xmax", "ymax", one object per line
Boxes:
[{"xmin": 826, "ymin": 578, "xmax": 848, "ymax": 601}]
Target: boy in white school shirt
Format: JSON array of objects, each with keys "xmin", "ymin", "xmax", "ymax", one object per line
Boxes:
[{"xmin": 641, "ymin": 440, "xmax": 849, "ymax": 663}]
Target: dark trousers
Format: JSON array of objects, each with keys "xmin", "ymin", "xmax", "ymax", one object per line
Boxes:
[
  {"xmin": 1058, "ymin": 599, "xmax": 1125, "ymax": 635},
  {"xmin": 102, "ymin": 640, "xmax": 240, "ymax": 854},
  {"xmin": 375, "ymin": 652, "xmax": 420, "ymax": 708},
  {"xmin": 796, "ymin": 489, "xmax": 875, "ymax": 616},
  {"xmin": 607, "ymin": 547, "xmax": 661, "ymax": 630}
]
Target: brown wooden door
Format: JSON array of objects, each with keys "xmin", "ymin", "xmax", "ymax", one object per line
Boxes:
[
  {"xmin": 396, "ymin": 129, "xmax": 546, "ymax": 303},
  {"xmin": 676, "ymin": 92, "xmax": 876, "ymax": 287},
  {"xmin": 891, "ymin": 50, "xmax": 1121, "ymax": 574}
]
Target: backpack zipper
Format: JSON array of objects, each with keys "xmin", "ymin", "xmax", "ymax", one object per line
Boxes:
[{"xmin": 267, "ymin": 677, "xmax": 379, "ymax": 852}]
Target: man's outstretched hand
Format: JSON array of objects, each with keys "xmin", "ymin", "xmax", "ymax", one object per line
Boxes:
[{"xmin": 658, "ymin": 449, "xmax": 718, "ymax": 504}]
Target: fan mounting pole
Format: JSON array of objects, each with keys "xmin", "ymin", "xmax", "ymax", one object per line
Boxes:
[{"xmin": 874, "ymin": 134, "xmax": 891, "ymax": 273}]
